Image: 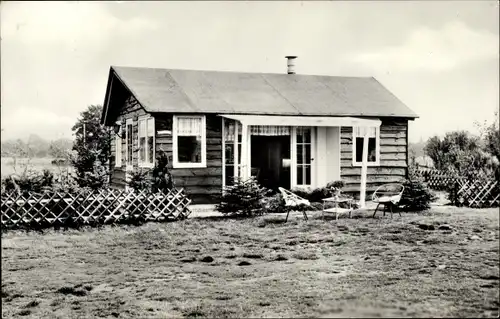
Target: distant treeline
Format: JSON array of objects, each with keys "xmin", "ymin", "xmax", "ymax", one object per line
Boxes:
[{"xmin": 1, "ymin": 134, "xmax": 73, "ymax": 159}]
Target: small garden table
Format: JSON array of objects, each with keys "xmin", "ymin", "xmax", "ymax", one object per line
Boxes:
[{"xmin": 322, "ymin": 196, "xmax": 354, "ymax": 220}]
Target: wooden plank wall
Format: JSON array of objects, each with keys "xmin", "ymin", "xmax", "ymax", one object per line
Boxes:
[
  {"xmin": 155, "ymin": 114, "xmax": 223, "ymax": 204},
  {"xmin": 340, "ymin": 118, "xmax": 408, "ymax": 196},
  {"xmin": 109, "ymin": 95, "xmax": 148, "ymax": 189}
]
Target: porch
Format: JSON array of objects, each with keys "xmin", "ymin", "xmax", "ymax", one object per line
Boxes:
[{"xmin": 220, "ymin": 114, "xmax": 381, "ymax": 204}]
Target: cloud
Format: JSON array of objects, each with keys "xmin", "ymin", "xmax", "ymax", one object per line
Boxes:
[
  {"xmin": 347, "ymin": 21, "xmax": 499, "ymax": 72},
  {"xmin": 1, "ymin": 2, "xmax": 156, "ymax": 48}
]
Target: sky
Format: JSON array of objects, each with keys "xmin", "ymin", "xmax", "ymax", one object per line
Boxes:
[{"xmin": 1, "ymin": 1, "xmax": 498, "ymax": 143}]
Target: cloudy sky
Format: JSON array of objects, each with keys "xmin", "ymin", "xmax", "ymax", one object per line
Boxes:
[{"xmin": 1, "ymin": 1, "xmax": 498, "ymax": 142}]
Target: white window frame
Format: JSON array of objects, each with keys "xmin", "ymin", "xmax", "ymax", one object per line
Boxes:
[
  {"xmin": 291, "ymin": 126, "xmax": 315, "ymax": 189},
  {"xmin": 125, "ymin": 118, "xmax": 134, "ymax": 170},
  {"xmin": 172, "ymin": 115, "xmax": 207, "ymax": 168},
  {"xmin": 137, "ymin": 115, "xmax": 155, "ymax": 168},
  {"xmin": 352, "ymin": 126, "xmax": 380, "ymax": 167},
  {"xmin": 114, "ymin": 121, "xmax": 122, "ymax": 167}
]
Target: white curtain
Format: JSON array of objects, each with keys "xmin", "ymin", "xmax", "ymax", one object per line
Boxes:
[
  {"xmin": 250, "ymin": 126, "xmax": 290, "ymax": 136},
  {"xmin": 354, "ymin": 126, "xmax": 377, "ymax": 137},
  {"xmin": 138, "ymin": 119, "xmax": 146, "ymax": 137},
  {"xmin": 146, "ymin": 118, "xmax": 154, "ymax": 136},
  {"xmin": 178, "ymin": 117, "xmax": 202, "ymax": 136}
]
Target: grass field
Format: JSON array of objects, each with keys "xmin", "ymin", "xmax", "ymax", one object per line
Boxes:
[
  {"xmin": 1, "ymin": 157, "xmax": 73, "ymax": 178},
  {"xmin": 1, "ymin": 208, "xmax": 499, "ymax": 318}
]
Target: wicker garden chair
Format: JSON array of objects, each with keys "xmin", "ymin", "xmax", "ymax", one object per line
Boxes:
[
  {"xmin": 372, "ymin": 183, "xmax": 405, "ymax": 218},
  {"xmin": 278, "ymin": 187, "xmax": 310, "ymax": 222}
]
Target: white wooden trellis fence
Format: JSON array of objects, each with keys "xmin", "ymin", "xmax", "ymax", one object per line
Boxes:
[
  {"xmin": 1, "ymin": 188, "xmax": 192, "ymax": 230},
  {"xmin": 455, "ymin": 179, "xmax": 500, "ymax": 208}
]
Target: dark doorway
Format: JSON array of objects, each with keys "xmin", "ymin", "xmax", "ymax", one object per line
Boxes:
[{"xmin": 251, "ymin": 136, "xmax": 291, "ymax": 191}]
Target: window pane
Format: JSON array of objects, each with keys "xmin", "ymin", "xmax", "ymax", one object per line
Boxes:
[
  {"xmin": 147, "ymin": 136, "xmax": 154, "ymax": 164},
  {"xmin": 297, "ymin": 144, "xmax": 303, "ymax": 164},
  {"xmin": 178, "ymin": 136, "xmax": 202, "ymax": 163},
  {"xmin": 138, "ymin": 120, "xmax": 146, "ymax": 138},
  {"xmin": 225, "ymin": 166, "xmax": 234, "ymax": 186},
  {"xmin": 305, "ymin": 144, "xmax": 311, "ymax": 164},
  {"xmin": 305, "ymin": 165, "xmax": 311, "ymax": 185},
  {"xmin": 367, "ymin": 127, "xmax": 376, "ymax": 137},
  {"xmin": 297, "ymin": 132, "xmax": 303, "ymax": 144},
  {"xmin": 224, "ymin": 122, "xmax": 235, "ymax": 142},
  {"xmin": 238, "ymin": 143, "xmax": 241, "ymax": 164},
  {"xmin": 178, "ymin": 117, "xmax": 201, "ymax": 135},
  {"xmin": 368, "ymin": 137, "xmax": 376, "ymax": 162},
  {"xmin": 303, "ymin": 128, "xmax": 311, "ymax": 143},
  {"xmin": 147, "ymin": 118, "xmax": 154, "ymax": 136},
  {"xmin": 355, "ymin": 137, "xmax": 363, "ymax": 162},
  {"xmin": 225, "ymin": 144, "xmax": 234, "ymax": 164},
  {"xmin": 297, "ymin": 166, "xmax": 303, "ymax": 185},
  {"xmin": 127, "ymin": 124, "xmax": 133, "ymax": 163},
  {"xmin": 139, "ymin": 137, "xmax": 146, "ymax": 162}
]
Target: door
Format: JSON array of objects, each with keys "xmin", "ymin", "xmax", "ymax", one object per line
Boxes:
[
  {"xmin": 251, "ymin": 136, "xmax": 290, "ymax": 190},
  {"xmin": 292, "ymin": 127, "xmax": 315, "ymax": 188}
]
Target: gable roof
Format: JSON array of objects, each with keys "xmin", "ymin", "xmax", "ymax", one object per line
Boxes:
[{"xmin": 102, "ymin": 66, "xmax": 418, "ymax": 124}]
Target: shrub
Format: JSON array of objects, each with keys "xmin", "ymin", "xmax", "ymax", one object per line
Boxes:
[
  {"xmin": 150, "ymin": 150, "xmax": 175, "ymax": 193},
  {"xmin": 399, "ymin": 179, "xmax": 437, "ymax": 212},
  {"xmin": 127, "ymin": 169, "xmax": 152, "ymax": 192},
  {"xmin": 126, "ymin": 151, "xmax": 175, "ymax": 193},
  {"xmin": 216, "ymin": 177, "xmax": 271, "ymax": 217},
  {"xmin": 261, "ymin": 193, "xmax": 287, "ymax": 214},
  {"xmin": 2, "ymin": 169, "xmax": 54, "ymax": 196}
]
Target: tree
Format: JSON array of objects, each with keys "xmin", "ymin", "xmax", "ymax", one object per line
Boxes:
[
  {"xmin": 71, "ymin": 105, "xmax": 112, "ymax": 190},
  {"xmin": 425, "ymin": 130, "xmax": 497, "ymax": 179},
  {"xmin": 49, "ymin": 138, "xmax": 74, "ymax": 159},
  {"xmin": 476, "ymin": 111, "xmax": 500, "ymax": 179}
]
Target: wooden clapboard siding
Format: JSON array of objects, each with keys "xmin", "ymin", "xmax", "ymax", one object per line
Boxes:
[
  {"xmin": 109, "ymin": 95, "xmax": 148, "ymax": 188},
  {"xmin": 340, "ymin": 118, "xmax": 408, "ymax": 196},
  {"xmin": 153, "ymin": 113, "xmax": 223, "ymax": 204},
  {"xmin": 110, "ymin": 168, "xmax": 127, "ymax": 189}
]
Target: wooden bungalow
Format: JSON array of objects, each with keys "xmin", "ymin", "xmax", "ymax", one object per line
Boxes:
[{"xmin": 100, "ymin": 57, "xmax": 418, "ymax": 204}]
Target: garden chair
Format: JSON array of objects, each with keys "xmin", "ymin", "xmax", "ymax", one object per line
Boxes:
[
  {"xmin": 278, "ymin": 187, "xmax": 310, "ymax": 222},
  {"xmin": 372, "ymin": 183, "xmax": 405, "ymax": 218}
]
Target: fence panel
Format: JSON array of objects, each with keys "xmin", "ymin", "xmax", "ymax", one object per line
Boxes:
[
  {"xmin": 455, "ymin": 180, "xmax": 500, "ymax": 208},
  {"xmin": 412, "ymin": 168, "xmax": 499, "ymax": 208},
  {"xmin": 1, "ymin": 188, "xmax": 192, "ymax": 230}
]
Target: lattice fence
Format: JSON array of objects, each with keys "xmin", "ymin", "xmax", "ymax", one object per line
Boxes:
[
  {"xmin": 451, "ymin": 179, "xmax": 500, "ymax": 208},
  {"xmin": 412, "ymin": 168, "xmax": 462, "ymax": 191},
  {"xmin": 1, "ymin": 188, "xmax": 192, "ymax": 230}
]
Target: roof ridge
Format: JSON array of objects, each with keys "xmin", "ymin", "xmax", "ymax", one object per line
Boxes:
[{"xmin": 110, "ymin": 65, "xmax": 373, "ymax": 79}]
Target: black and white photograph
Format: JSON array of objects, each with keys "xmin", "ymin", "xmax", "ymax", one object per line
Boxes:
[{"xmin": 1, "ymin": 1, "xmax": 499, "ymax": 318}]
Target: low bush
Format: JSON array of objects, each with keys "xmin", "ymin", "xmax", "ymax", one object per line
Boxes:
[
  {"xmin": 128, "ymin": 169, "xmax": 152, "ymax": 192},
  {"xmin": 127, "ymin": 151, "xmax": 175, "ymax": 193},
  {"xmin": 2, "ymin": 169, "xmax": 54, "ymax": 196},
  {"xmin": 216, "ymin": 177, "xmax": 271, "ymax": 217},
  {"xmin": 399, "ymin": 179, "xmax": 437, "ymax": 212},
  {"xmin": 261, "ymin": 193, "xmax": 287, "ymax": 214}
]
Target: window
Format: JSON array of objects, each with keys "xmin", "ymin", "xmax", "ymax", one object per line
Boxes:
[
  {"xmin": 173, "ymin": 115, "xmax": 206, "ymax": 168},
  {"xmin": 353, "ymin": 126, "xmax": 380, "ymax": 166},
  {"xmin": 223, "ymin": 119, "xmax": 242, "ymax": 187},
  {"xmin": 115, "ymin": 123, "xmax": 122, "ymax": 167},
  {"xmin": 125, "ymin": 119, "xmax": 133, "ymax": 167},
  {"xmin": 138, "ymin": 116, "xmax": 155, "ymax": 167},
  {"xmin": 296, "ymin": 127, "xmax": 312, "ymax": 186}
]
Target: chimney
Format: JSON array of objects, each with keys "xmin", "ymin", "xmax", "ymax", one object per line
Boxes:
[{"xmin": 285, "ymin": 56, "xmax": 297, "ymax": 74}]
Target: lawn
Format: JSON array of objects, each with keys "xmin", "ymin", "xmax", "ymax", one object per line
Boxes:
[{"xmin": 1, "ymin": 207, "xmax": 499, "ymax": 318}]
